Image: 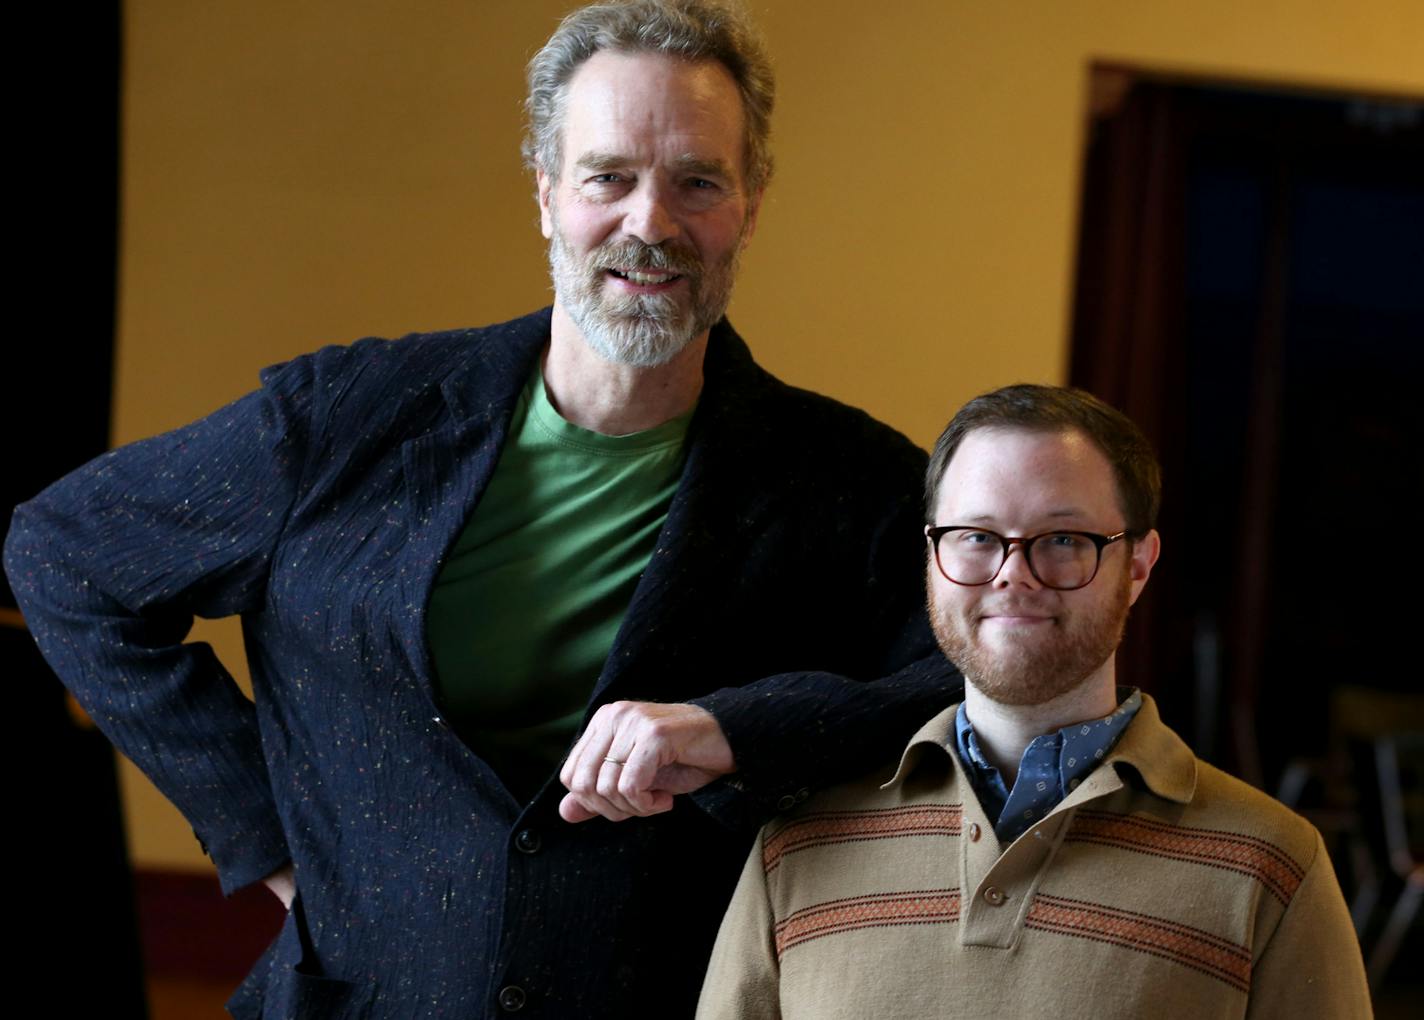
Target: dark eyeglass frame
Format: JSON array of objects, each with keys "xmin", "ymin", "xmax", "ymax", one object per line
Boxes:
[{"xmin": 924, "ymin": 525, "xmax": 1131, "ymax": 591}]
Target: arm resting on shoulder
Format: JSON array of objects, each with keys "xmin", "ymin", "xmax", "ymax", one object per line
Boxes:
[
  {"xmin": 692, "ymin": 460, "xmax": 962, "ymax": 827},
  {"xmin": 561, "ymin": 412, "xmax": 962, "ymax": 828},
  {"xmin": 690, "ymin": 649, "xmax": 960, "ymax": 827}
]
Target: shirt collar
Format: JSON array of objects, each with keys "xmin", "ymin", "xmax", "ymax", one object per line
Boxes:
[
  {"xmin": 953, "ymin": 690, "xmax": 1143, "ymax": 842},
  {"xmin": 1094, "ymin": 692, "xmax": 1197, "ymax": 804},
  {"xmin": 883, "ymin": 692, "xmax": 1196, "ymax": 806}
]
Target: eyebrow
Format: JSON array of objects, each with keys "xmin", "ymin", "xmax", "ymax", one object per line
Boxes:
[
  {"xmin": 573, "ymin": 151, "xmax": 735, "ymax": 179},
  {"xmin": 573, "ymin": 152, "xmax": 630, "ymax": 174},
  {"xmin": 672, "ymin": 154, "xmax": 735, "ymax": 178},
  {"xmin": 957, "ymin": 509, "xmax": 1091, "ymax": 525}
]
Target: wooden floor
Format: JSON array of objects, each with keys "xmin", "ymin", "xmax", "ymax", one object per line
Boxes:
[{"xmin": 146, "ymin": 975, "xmax": 232, "ymax": 1020}]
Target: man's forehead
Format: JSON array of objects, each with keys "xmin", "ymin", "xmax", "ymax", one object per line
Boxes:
[
  {"xmin": 559, "ymin": 50, "xmax": 745, "ymax": 162},
  {"xmin": 936, "ymin": 426, "xmax": 1118, "ymax": 518},
  {"xmin": 950, "ymin": 425, "xmax": 1100, "ymax": 464}
]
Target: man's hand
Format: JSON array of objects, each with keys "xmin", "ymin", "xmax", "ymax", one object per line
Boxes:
[
  {"xmin": 263, "ymin": 863, "xmax": 296, "ymax": 909},
  {"xmin": 559, "ymin": 701, "xmax": 735, "ymax": 823}
]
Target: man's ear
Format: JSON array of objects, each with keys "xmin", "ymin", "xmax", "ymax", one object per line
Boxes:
[
  {"xmin": 1126, "ymin": 529, "xmax": 1161, "ymax": 607},
  {"xmin": 537, "ymin": 167, "xmax": 554, "ymax": 239}
]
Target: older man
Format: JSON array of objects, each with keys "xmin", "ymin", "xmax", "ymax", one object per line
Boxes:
[
  {"xmin": 4, "ymin": 2, "xmax": 958, "ymax": 1017},
  {"xmin": 699, "ymin": 385, "xmax": 1371, "ymax": 1019}
]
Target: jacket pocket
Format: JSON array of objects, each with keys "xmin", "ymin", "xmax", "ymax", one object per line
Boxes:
[{"xmin": 229, "ymin": 894, "xmax": 373, "ymax": 1020}]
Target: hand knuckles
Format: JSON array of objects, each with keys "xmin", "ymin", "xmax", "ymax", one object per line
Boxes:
[
  {"xmin": 617, "ymin": 774, "xmax": 642, "ymax": 800},
  {"xmin": 596, "ymin": 775, "xmax": 620, "ymax": 799}
]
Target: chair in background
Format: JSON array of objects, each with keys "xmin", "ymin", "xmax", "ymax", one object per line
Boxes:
[{"xmin": 1367, "ymin": 732, "xmax": 1424, "ymax": 990}]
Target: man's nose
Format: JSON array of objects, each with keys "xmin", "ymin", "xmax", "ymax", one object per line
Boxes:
[
  {"xmin": 623, "ymin": 181, "xmax": 679, "ymax": 246},
  {"xmin": 995, "ymin": 541, "xmax": 1042, "ymax": 589}
]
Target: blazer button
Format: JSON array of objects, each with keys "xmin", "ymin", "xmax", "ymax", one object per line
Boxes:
[
  {"xmin": 967, "ymin": 822, "xmax": 981, "ymax": 842},
  {"xmin": 514, "ymin": 829, "xmax": 542, "ymax": 855},
  {"xmin": 498, "ymin": 985, "xmax": 527, "ymax": 1012},
  {"xmin": 983, "ymin": 886, "xmax": 1007, "ymax": 906},
  {"xmin": 776, "ymin": 794, "xmax": 797, "ymax": 811}
]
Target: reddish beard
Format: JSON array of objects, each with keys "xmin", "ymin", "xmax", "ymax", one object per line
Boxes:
[{"xmin": 928, "ymin": 561, "xmax": 1133, "ymax": 706}]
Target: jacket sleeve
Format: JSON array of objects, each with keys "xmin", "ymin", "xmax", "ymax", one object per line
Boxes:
[
  {"xmin": 690, "ymin": 654, "xmax": 959, "ymax": 827},
  {"xmin": 4, "ymin": 359, "xmax": 315, "ymax": 894},
  {"xmin": 690, "ymin": 461, "xmax": 963, "ymax": 828},
  {"xmin": 1245, "ymin": 830, "xmax": 1373, "ymax": 1019},
  {"xmin": 696, "ymin": 828, "xmax": 782, "ymax": 1020}
]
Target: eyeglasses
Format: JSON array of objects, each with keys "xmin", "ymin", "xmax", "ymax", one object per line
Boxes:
[{"xmin": 925, "ymin": 526, "xmax": 1130, "ymax": 591}]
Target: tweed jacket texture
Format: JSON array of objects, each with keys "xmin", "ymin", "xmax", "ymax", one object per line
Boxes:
[
  {"xmin": 698, "ymin": 695, "xmax": 1372, "ymax": 1020},
  {"xmin": 5, "ymin": 309, "xmax": 962, "ymax": 1019}
]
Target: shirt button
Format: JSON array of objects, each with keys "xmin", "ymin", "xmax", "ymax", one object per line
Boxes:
[
  {"xmin": 983, "ymin": 886, "xmax": 1007, "ymax": 906},
  {"xmin": 777, "ymin": 794, "xmax": 797, "ymax": 811},
  {"xmin": 498, "ymin": 985, "xmax": 527, "ymax": 1012},
  {"xmin": 794, "ymin": 787, "xmax": 810, "ymax": 803},
  {"xmin": 967, "ymin": 822, "xmax": 981, "ymax": 842},
  {"xmin": 514, "ymin": 829, "xmax": 542, "ymax": 855}
]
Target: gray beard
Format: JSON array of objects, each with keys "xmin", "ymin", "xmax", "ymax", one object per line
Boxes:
[
  {"xmin": 929, "ymin": 564, "xmax": 1132, "ymax": 707},
  {"xmin": 546, "ymin": 216, "xmax": 742, "ymax": 368}
]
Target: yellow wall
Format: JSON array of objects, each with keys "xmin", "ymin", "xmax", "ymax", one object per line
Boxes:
[{"xmin": 117, "ymin": 0, "xmax": 1424, "ymax": 870}]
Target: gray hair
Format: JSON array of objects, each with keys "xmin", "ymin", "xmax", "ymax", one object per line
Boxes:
[{"xmin": 523, "ymin": 0, "xmax": 775, "ymax": 193}]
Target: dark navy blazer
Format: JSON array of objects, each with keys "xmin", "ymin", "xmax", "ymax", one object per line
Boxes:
[{"xmin": 6, "ymin": 309, "xmax": 960, "ymax": 1018}]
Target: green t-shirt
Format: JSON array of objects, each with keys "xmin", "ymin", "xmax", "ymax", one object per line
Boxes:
[{"xmin": 425, "ymin": 368, "xmax": 693, "ymax": 803}]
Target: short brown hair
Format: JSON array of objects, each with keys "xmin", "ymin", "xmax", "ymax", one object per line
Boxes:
[{"xmin": 925, "ymin": 384, "xmax": 1161, "ymax": 534}]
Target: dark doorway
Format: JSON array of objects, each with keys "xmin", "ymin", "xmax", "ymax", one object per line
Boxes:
[
  {"xmin": 1069, "ymin": 66, "xmax": 1423, "ymax": 1004},
  {"xmin": 1071, "ymin": 66, "xmax": 1422, "ymax": 778}
]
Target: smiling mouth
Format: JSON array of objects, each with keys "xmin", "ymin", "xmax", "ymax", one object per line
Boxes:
[
  {"xmin": 607, "ymin": 268, "xmax": 683, "ymax": 286},
  {"xmin": 981, "ymin": 613, "xmax": 1056, "ymax": 626}
]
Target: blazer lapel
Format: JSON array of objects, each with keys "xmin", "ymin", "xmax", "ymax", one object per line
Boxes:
[
  {"xmin": 395, "ymin": 311, "xmax": 550, "ymax": 685},
  {"xmin": 588, "ymin": 321, "xmax": 773, "ymax": 707}
]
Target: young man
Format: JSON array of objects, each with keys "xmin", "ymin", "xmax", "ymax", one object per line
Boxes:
[{"xmin": 698, "ymin": 385, "xmax": 1371, "ymax": 1019}]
